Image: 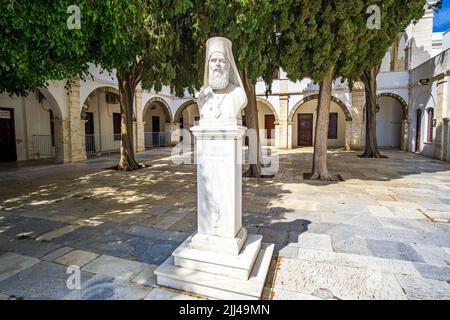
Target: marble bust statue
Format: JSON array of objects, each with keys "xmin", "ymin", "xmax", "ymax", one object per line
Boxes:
[{"xmin": 197, "ymin": 37, "xmax": 247, "ymax": 122}]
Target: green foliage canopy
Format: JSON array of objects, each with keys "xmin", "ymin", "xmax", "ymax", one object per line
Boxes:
[{"xmin": 0, "ymin": 0, "xmax": 99, "ymax": 96}]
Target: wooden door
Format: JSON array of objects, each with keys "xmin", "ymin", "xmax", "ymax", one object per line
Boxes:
[
  {"xmin": 85, "ymin": 112, "xmax": 95, "ymax": 152},
  {"xmin": 242, "ymin": 115, "xmax": 249, "ymax": 146},
  {"xmin": 298, "ymin": 114, "xmax": 313, "ymax": 146},
  {"xmin": 415, "ymin": 110, "xmax": 422, "ymax": 152},
  {"xmin": 265, "ymin": 115, "xmax": 275, "ymax": 139},
  {"xmin": 152, "ymin": 116, "xmax": 160, "ymax": 146},
  {"xmin": 0, "ymin": 108, "xmax": 17, "ymax": 162},
  {"xmin": 152, "ymin": 116, "xmax": 160, "ymax": 132}
]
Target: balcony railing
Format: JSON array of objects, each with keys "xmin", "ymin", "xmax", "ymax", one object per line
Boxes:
[
  {"xmin": 32, "ymin": 135, "xmax": 55, "ymax": 158},
  {"xmin": 145, "ymin": 132, "xmax": 171, "ymax": 148}
]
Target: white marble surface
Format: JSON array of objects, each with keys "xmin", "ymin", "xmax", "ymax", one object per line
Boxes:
[
  {"xmin": 173, "ymin": 233, "xmax": 262, "ymax": 280},
  {"xmin": 155, "ymin": 243, "xmax": 275, "ymax": 300}
]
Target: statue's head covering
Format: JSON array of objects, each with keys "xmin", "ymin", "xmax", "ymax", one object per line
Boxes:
[{"xmin": 203, "ymin": 37, "xmax": 244, "ymax": 90}]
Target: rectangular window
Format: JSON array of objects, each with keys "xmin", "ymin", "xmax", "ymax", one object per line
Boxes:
[
  {"xmin": 113, "ymin": 113, "xmax": 121, "ymax": 141},
  {"xmin": 328, "ymin": 113, "xmax": 338, "ymax": 139},
  {"xmin": 427, "ymin": 109, "xmax": 434, "ymax": 143}
]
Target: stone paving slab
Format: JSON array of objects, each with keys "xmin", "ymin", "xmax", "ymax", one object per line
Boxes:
[
  {"xmin": 55, "ymin": 250, "xmax": 99, "ymax": 267},
  {"xmin": 125, "ymin": 225, "xmax": 190, "ymax": 242},
  {"xmin": 144, "ymin": 288, "xmax": 202, "ymax": 300},
  {"xmin": 0, "ymin": 252, "xmax": 40, "ymax": 282},
  {"xmin": 63, "ymin": 275, "xmax": 151, "ymax": 300},
  {"xmin": 0, "ymin": 239, "xmax": 62, "ymax": 258},
  {"xmin": 296, "ymin": 233, "xmax": 333, "ymax": 251},
  {"xmin": 271, "ymin": 288, "xmax": 322, "ymax": 300},
  {"xmin": 36, "ymin": 225, "xmax": 81, "ymax": 242},
  {"xmin": 0, "ymin": 148, "xmax": 449, "ymax": 300},
  {"xmin": 41, "ymin": 246, "xmax": 74, "ymax": 262},
  {"xmin": 0, "ymin": 217, "xmax": 66, "ymax": 240},
  {"xmin": 410, "ymin": 243, "xmax": 450, "ymax": 266},
  {"xmin": 82, "ymin": 254, "xmax": 145, "ymax": 281},
  {"xmin": 275, "ymin": 257, "xmax": 407, "ymax": 300},
  {"xmin": 365, "ymin": 239, "xmax": 425, "ymax": 262},
  {"xmin": 395, "ymin": 274, "xmax": 450, "ymax": 300},
  {"xmin": 131, "ymin": 264, "xmax": 158, "ymax": 287},
  {"xmin": 0, "ymin": 261, "xmax": 94, "ymax": 300}
]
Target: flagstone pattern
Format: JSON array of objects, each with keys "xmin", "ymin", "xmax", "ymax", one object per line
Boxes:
[{"xmin": 0, "ymin": 148, "xmax": 448, "ymax": 299}]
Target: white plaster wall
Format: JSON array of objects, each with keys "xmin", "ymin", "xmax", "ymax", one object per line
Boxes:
[
  {"xmin": 376, "ymin": 97, "xmax": 403, "ymax": 148},
  {"xmin": 181, "ymin": 104, "xmax": 200, "ymax": 129},
  {"xmin": 171, "ymin": 98, "xmax": 195, "ymax": 119},
  {"xmin": 410, "ymin": 81, "xmax": 437, "ymax": 156},
  {"xmin": 80, "ymin": 82, "xmax": 119, "ymax": 114},
  {"xmin": 443, "ymin": 30, "xmax": 450, "ymax": 51},
  {"xmin": 291, "ymin": 100, "xmax": 346, "ymax": 147},
  {"xmin": 380, "ymin": 49, "xmax": 392, "ymax": 72},
  {"xmin": 45, "ymin": 81, "xmax": 69, "ymax": 119},
  {"xmin": 141, "ymin": 93, "xmax": 174, "ymax": 121},
  {"xmin": 256, "ymin": 96, "xmax": 280, "ymax": 118},
  {"xmin": 446, "ymin": 74, "xmax": 450, "ymax": 119},
  {"xmin": 377, "ymin": 90, "xmax": 409, "ymax": 108},
  {"xmin": 410, "ymin": 8, "xmax": 434, "ymax": 69},
  {"xmin": 258, "ymin": 102, "xmax": 276, "ymax": 146},
  {"xmin": 0, "ymin": 93, "xmax": 52, "ymax": 161},
  {"xmin": 84, "ymin": 91, "xmax": 121, "ymax": 152},
  {"xmin": 143, "ymin": 106, "xmax": 168, "ymax": 132},
  {"xmin": 289, "ymin": 94, "xmax": 309, "ymax": 117}
]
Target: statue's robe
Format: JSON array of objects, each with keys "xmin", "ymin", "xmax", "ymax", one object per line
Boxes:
[{"xmin": 198, "ymin": 84, "xmax": 247, "ymax": 120}]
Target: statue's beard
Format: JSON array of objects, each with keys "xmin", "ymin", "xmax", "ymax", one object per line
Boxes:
[{"xmin": 209, "ymin": 70, "xmax": 230, "ymax": 90}]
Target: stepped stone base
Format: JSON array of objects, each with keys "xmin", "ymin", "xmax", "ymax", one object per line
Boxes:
[
  {"xmin": 154, "ymin": 233, "xmax": 274, "ymax": 300},
  {"xmin": 191, "ymin": 227, "xmax": 248, "ymax": 256}
]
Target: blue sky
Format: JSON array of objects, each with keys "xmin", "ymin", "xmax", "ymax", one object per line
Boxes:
[{"xmin": 434, "ymin": 0, "xmax": 450, "ymax": 32}]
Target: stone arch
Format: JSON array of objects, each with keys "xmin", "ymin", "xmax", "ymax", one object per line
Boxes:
[
  {"xmin": 81, "ymin": 86, "xmax": 120, "ymax": 115},
  {"xmin": 80, "ymin": 84, "xmax": 119, "ymax": 113},
  {"xmin": 288, "ymin": 94, "xmax": 352, "ymax": 123},
  {"xmin": 38, "ymin": 88, "xmax": 63, "ymax": 120},
  {"xmin": 83, "ymin": 86, "xmax": 119, "ymax": 103},
  {"xmin": 391, "ymin": 32, "xmax": 408, "ymax": 71},
  {"xmin": 37, "ymin": 88, "xmax": 65, "ymax": 163},
  {"xmin": 143, "ymin": 96, "xmax": 173, "ymax": 123},
  {"xmin": 377, "ymin": 93, "xmax": 408, "ymax": 120},
  {"xmin": 256, "ymin": 97, "xmax": 280, "ymax": 124},
  {"xmin": 174, "ymin": 100, "xmax": 199, "ymax": 123}
]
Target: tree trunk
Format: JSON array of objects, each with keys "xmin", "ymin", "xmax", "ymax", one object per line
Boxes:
[
  {"xmin": 360, "ymin": 66, "xmax": 386, "ymax": 158},
  {"xmin": 309, "ymin": 66, "xmax": 339, "ymax": 181},
  {"xmin": 117, "ymin": 68, "xmax": 140, "ymax": 171},
  {"xmin": 240, "ymin": 69, "xmax": 262, "ymax": 178}
]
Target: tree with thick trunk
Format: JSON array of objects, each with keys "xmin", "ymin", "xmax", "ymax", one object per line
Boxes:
[
  {"xmin": 89, "ymin": 1, "xmax": 199, "ymax": 171},
  {"xmin": 116, "ymin": 64, "xmax": 142, "ymax": 171},
  {"xmin": 344, "ymin": 2, "xmax": 435, "ymax": 158},
  {"xmin": 310, "ymin": 66, "xmax": 339, "ymax": 180},
  {"xmin": 241, "ymin": 69, "xmax": 262, "ymax": 178},
  {"xmin": 278, "ymin": 1, "xmax": 375, "ymax": 181},
  {"xmin": 192, "ymin": 0, "xmax": 288, "ymax": 178},
  {"xmin": 360, "ymin": 65, "xmax": 386, "ymax": 158}
]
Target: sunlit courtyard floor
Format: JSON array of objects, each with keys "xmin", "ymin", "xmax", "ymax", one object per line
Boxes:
[{"xmin": 0, "ymin": 147, "xmax": 449, "ymax": 300}]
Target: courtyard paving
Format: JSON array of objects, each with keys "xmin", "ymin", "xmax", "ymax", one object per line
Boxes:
[{"xmin": 0, "ymin": 147, "xmax": 449, "ymax": 300}]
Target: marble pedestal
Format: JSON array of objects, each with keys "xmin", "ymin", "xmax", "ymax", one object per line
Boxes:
[{"xmin": 154, "ymin": 125, "xmax": 274, "ymax": 300}]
